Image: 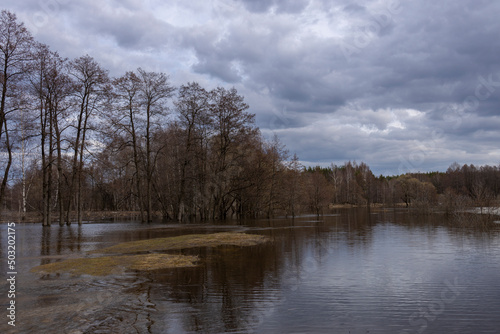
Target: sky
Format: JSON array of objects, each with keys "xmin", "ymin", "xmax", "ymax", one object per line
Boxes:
[{"xmin": 3, "ymin": 0, "xmax": 500, "ymax": 175}]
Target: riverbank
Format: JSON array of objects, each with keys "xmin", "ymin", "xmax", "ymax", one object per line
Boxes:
[
  {"xmin": 0, "ymin": 210, "xmax": 145, "ymax": 224},
  {"xmin": 2, "ymin": 204, "xmax": 499, "ymax": 224}
]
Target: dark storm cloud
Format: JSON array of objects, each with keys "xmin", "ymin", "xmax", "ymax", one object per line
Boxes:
[
  {"xmin": 238, "ymin": 0, "xmax": 310, "ymax": 13},
  {"xmin": 70, "ymin": 1, "xmax": 177, "ymax": 50},
  {"xmin": 342, "ymin": 4, "xmax": 366, "ymax": 14},
  {"xmin": 192, "ymin": 0, "xmax": 500, "ymax": 173},
  {"xmin": 356, "ymin": 0, "xmax": 500, "ymax": 112},
  {"xmin": 2, "ymin": 0, "xmax": 500, "ymax": 174}
]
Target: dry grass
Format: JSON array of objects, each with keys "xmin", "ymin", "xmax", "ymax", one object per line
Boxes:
[
  {"xmin": 92, "ymin": 232, "xmax": 269, "ymax": 255},
  {"xmin": 31, "ymin": 232, "xmax": 269, "ymax": 276},
  {"xmin": 31, "ymin": 254, "xmax": 199, "ymax": 276}
]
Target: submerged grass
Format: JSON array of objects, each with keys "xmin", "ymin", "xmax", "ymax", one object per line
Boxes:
[
  {"xmin": 31, "ymin": 232, "xmax": 269, "ymax": 276},
  {"xmin": 92, "ymin": 232, "xmax": 269, "ymax": 255},
  {"xmin": 31, "ymin": 254, "xmax": 199, "ymax": 276}
]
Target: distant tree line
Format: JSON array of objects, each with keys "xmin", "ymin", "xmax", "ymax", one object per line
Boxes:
[
  {"xmin": 302, "ymin": 161, "xmax": 500, "ymax": 215},
  {"xmin": 1, "ymin": 11, "xmax": 499, "ymax": 225}
]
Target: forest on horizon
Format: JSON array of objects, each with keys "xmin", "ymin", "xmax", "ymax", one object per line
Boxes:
[{"xmin": 1, "ymin": 10, "xmax": 500, "ymax": 225}]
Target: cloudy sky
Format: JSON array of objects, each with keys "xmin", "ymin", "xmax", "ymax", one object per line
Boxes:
[{"xmin": 4, "ymin": 0, "xmax": 500, "ymax": 175}]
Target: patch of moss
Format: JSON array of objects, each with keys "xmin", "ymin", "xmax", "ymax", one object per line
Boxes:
[
  {"xmin": 31, "ymin": 254, "xmax": 199, "ymax": 276},
  {"xmin": 92, "ymin": 232, "xmax": 269, "ymax": 255}
]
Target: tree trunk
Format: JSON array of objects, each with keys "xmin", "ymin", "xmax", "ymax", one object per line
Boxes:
[
  {"xmin": 40, "ymin": 102, "xmax": 49, "ymax": 226},
  {"xmin": 129, "ymin": 109, "xmax": 145, "ymax": 223},
  {"xmin": 0, "ymin": 60, "xmax": 9, "ymax": 214},
  {"xmin": 146, "ymin": 105, "xmax": 152, "ymax": 223},
  {"xmin": 77, "ymin": 109, "xmax": 90, "ymax": 225},
  {"xmin": 0, "ymin": 118, "xmax": 13, "ymax": 217},
  {"xmin": 54, "ymin": 113, "xmax": 65, "ymax": 226},
  {"xmin": 66, "ymin": 122, "xmax": 82, "ymax": 225}
]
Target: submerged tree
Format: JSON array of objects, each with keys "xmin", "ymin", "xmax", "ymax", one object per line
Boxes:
[
  {"xmin": 282, "ymin": 153, "xmax": 303, "ymax": 217},
  {"xmin": 305, "ymin": 167, "xmax": 332, "ymax": 216},
  {"xmin": 136, "ymin": 69, "xmax": 175, "ymax": 223},
  {"xmin": 27, "ymin": 42, "xmax": 73, "ymax": 226},
  {"xmin": 66, "ymin": 55, "xmax": 109, "ymax": 225},
  {"xmin": 109, "ymin": 69, "xmax": 174, "ymax": 223},
  {"xmin": 0, "ymin": 10, "xmax": 33, "ymax": 215},
  {"xmin": 208, "ymin": 87, "xmax": 257, "ymax": 219},
  {"xmin": 110, "ymin": 71, "xmax": 145, "ymax": 222},
  {"xmin": 173, "ymin": 82, "xmax": 211, "ymax": 221}
]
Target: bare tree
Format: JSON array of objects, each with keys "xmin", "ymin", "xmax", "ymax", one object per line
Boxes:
[
  {"xmin": 305, "ymin": 167, "xmax": 332, "ymax": 216},
  {"xmin": 27, "ymin": 43, "xmax": 72, "ymax": 225},
  {"xmin": 356, "ymin": 162, "xmax": 375, "ymax": 206},
  {"xmin": 0, "ymin": 10, "xmax": 33, "ymax": 214},
  {"xmin": 174, "ymin": 82, "xmax": 210, "ymax": 221},
  {"xmin": 283, "ymin": 153, "xmax": 303, "ymax": 217},
  {"xmin": 262, "ymin": 134, "xmax": 288, "ymax": 217},
  {"xmin": 111, "ymin": 71, "xmax": 146, "ymax": 222},
  {"xmin": 66, "ymin": 55, "xmax": 109, "ymax": 225},
  {"xmin": 208, "ymin": 87, "xmax": 256, "ymax": 219},
  {"xmin": 28, "ymin": 43, "xmax": 51, "ymax": 226},
  {"xmin": 136, "ymin": 68, "xmax": 174, "ymax": 222},
  {"xmin": 394, "ymin": 175, "xmax": 437, "ymax": 211},
  {"xmin": 108, "ymin": 69, "xmax": 174, "ymax": 223},
  {"xmin": 44, "ymin": 47, "xmax": 71, "ymax": 225}
]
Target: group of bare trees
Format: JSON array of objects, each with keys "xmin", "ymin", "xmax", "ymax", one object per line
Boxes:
[
  {"xmin": 1, "ymin": 11, "xmax": 302, "ymax": 224},
  {"xmin": 0, "ymin": 11, "xmax": 113, "ymax": 225},
  {"xmin": 104, "ymin": 81, "xmax": 271, "ymax": 222}
]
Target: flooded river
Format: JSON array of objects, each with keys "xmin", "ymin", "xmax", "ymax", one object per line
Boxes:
[{"xmin": 1, "ymin": 209, "xmax": 500, "ymax": 333}]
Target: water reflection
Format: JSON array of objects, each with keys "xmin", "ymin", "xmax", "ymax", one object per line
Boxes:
[
  {"xmin": 1, "ymin": 209, "xmax": 500, "ymax": 333},
  {"xmin": 39, "ymin": 225, "xmax": 85, "ymax": 267},
  {"xmin": 146, "ymin": 210, "xmax": 500, "ymax": 334},
  {"xmin": 40, "ymin": 227, "xmax": 51, "ymax": 265},
  {"xmin": 148, "ymin": 243, "xmax": 281, "ymax": 333}
]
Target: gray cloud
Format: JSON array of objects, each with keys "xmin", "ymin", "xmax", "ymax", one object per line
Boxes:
[
  {"xmin": 238, "ymin": 0, "xmax": 310, "ymax": 13},
  {"xmin": 2, "ymin": 0, "xmax": 500, "ymax": 174}
]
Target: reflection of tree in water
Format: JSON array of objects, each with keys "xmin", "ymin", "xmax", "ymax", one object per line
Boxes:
[
  {"xmin": 144, "ymin": 219, "xmax": 357, "ymax": 333},
  {"xmin": 33, "ymin": 212, "xmax": 405, "ymax": 332},
  {"xmin": 147, "ymin": 243, "xmax": 281, "ymax": 333},
  {"xmin": 40, "ymin": 225, "xmax": 84, "ymax": 267},
  {"xmin": 40, "ymin": 226, "xmax": 52, "ymax": 265},
  {"xmin": 341, "ymin": 208, "xmax": 377, "ymax": 250}
]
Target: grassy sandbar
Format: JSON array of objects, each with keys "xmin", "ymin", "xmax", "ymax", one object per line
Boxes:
[
  {"xmin": 92, "ymin": 232, "xmax": 269, "ymax": 255},
  {"xmin": 31, "ymin": 232, "xmax": 269, "ymax": 276},
  {"xmin": 31, "ymin": 253, "xmax": 199, "ymax": 276}
]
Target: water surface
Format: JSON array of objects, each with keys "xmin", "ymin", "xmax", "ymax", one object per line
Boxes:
[{"xmin": 1, "ymin": 209, "xmax": 500, "ymax": 333}]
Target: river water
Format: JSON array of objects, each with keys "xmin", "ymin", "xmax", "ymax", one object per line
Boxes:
[{"xmin": 1, "ymin": 208, "xmax": 500, "ymax": 333}]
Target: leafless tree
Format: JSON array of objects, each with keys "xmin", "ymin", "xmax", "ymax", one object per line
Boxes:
[
  {"xmin": 0, "ymin": 10, "xmax": 33, "ymax": 214},
  {"xmin": 174, "ymin": 82, "xmax": 210, "ymax": 221},
  {"xmin": 66, "ymin": 55, "xmax": 109, "ymax": 225},
  {"xmin": 110, "ymin": 71, "xmax": 146, "ymax": 221},
  {"xmin": 208, "ymin": 86, "xmax": 256, "ymax": 219},
  {"xmin": 283, "ymin": 153, "xmax": 304, "ymax": 217},
  {"xmin": 136, "ymin": 69, "xmax": 174, "ymax": 222},
  {"xmin": 305, "ymin": 167, "xmax": 332, "ymax": 216}
]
